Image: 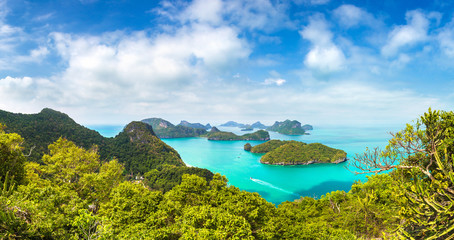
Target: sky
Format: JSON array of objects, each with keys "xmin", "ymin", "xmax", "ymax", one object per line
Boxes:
[{"xmin": 0, "ymin": 0, "xmax": 453, "ymax": 127}]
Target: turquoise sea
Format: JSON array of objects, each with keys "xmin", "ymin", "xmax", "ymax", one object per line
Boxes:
[{"xmin": 88, "ymin": 124, "xmax": 402, "ymax": 205}]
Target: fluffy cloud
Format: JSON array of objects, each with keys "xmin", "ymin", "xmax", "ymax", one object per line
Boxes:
[
  {"xmin": 181, "ymin": 0, "xmax": 223, "ymax": 25},
  {"xmin": 162, "ymin": 0, "xmax": 293, "ymax": 32},
  {"xmin": 381, "ymin": 10, "xmax": 430, "ymax": 57},
  {"xmin": 333, "ymin": 4, "xmax": 378, "ymax": 28},
  {"xmin": 45, "ymin": 22, "xmax": 249, "ymax": 106},
  {"xmin": 300, "ymin": 15, "xmax": 345, "ymax": 72}
]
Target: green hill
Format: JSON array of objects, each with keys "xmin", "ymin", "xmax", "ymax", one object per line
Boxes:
[
  {"xmin": 260, "ymin": 141, "xmax": 347, "ymax": 165},
  {"xmin": 0, "ymin": 108, "xmax": 193, "ymax": 175},
  {"xmin": 141, "ymin": 118, "xmax": 207, "ymax": 138}
]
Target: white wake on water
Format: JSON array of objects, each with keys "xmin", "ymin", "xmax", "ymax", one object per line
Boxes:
[{"xmin": 250, "ymin": 178, "xmax": 299, "ymax": 196}]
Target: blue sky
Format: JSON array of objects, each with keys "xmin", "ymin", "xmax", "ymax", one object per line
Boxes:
[{"xmin": 0, "ymin": 0, "xmax": 453, "ymax": 126}]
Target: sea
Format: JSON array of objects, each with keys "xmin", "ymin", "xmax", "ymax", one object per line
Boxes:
[{"xmin": 88, "ymin": 124, "xmax": 402, "ymax": 205}]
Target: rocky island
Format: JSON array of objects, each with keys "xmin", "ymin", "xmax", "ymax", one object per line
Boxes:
[
  {"xmin": 141, "ymin": 118, "xmax": 208, "ymax": 138},
  {"xmin": 178, "ymin": 120, "xmax": 211, "ymax": 130},
  {"xmin": 245, "ymin": 140, "xmax": 347, "ymax": 165},
  {"xmin": 267, "ymin": 120, "xmax": 312, "ymax": 135}
]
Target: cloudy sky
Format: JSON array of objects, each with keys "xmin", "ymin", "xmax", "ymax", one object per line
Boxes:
[{"xmin": 0, "ymin": 0, "xmax": 453, "ymax": 126}]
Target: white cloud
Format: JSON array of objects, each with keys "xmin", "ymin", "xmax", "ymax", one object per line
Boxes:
[
  {"xmin": 300, "ymin": 15, "xmax": 345, "ymax": 72},
  {"xmin": 333, "ymin": 5, "xmax": 378, "ymax": 28},
  {"xmin": 381, "ymin": 10, "xmax": 430, "ymax": 57},
  {"xmin": 172, "ymin": 0, "xmax": 293, "ymax": 32},
  {"xmin": 304, "ymin": 45, "xmax": 345, "ymax": 72},
  {"xmin": 438, "ymin": 19, "xmax": 454, "ymax": 57},
  {"xmin": 264, "ymin": 78, "xmax": 286, "ymax": 86},
  {"xmin": 41, "ymin": 22, "xmax": 250, "ymax": 106},
  {"xmin": 182, "ymin": 0, "xmax": 223, "ymax": 25}
]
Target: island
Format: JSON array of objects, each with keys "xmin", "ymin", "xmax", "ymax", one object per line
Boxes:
[
  {"xmin": 251, "ymin": 121, "xmax": 267, "ymax": 129},
  {"xmin": 220, "ymin": 121, "xmax": 247, "ymax": 128},
  {"xmin": 241, "ymin": 125, "xmax": 253, "ymax": 131},
  {"xmin": 141, "ymin": 118, "xmax": 207, "ymax": 138},
  {"xmin": 205, "ymin": 129, "xmax": 270, "ymax": 141},
  {"xmin": 178, "ymin": 120, "xmax": 211, "ymax": 130},
  {"xmin": 245, "ymin": 140, "xmax": 347, "ymax": 165},
  {"xmin": 267, "ymin": 120, "xmax": 312, "ymax": 135}
]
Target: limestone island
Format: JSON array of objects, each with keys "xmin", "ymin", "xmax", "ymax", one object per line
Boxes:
[
  {"xmin": 244, "ymin": 140, "xmax": 347, "ymax": 165},
  {"xmin": 141, "ymin": 118, "xmax": 270, "ymax": 141},
  {"xmin": 141, "ymin": 118, "xmax": 208, "ymax": 138},
  {"xmin": 267, "ymin": 120, "xmax": 313, "ymax": 135},
  {"xmin": 205, "ymin": 127, "xmax": 270, "ymax": 141}
]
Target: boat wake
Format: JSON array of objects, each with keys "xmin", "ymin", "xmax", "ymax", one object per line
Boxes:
[{"xmin": 250, "ymin": 178, "xmax": 298, "ymax": 196}]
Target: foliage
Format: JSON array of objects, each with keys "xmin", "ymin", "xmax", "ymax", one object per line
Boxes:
[
  {"xmin": 267, "ymin": 120, "xmax": 309, "ymax": 135},
  {"xmin": 0, "ymin": 124, "xmax": 26, "ymax": 187},
  {"xmin": 144, "ymin": 165, "xmax": 214, "ymax": 192},
  {"xmin": 350, "ymin": 109, "xmax": 454, "ymax": 239},
  {"xmin": 0, "ymin": 108, "xmax": 107, "ymax": 164},
  {"xmin": 0, "ymin": 109, "xmax": 186, "ymax": 176},
  {"xmin": 248, "ymin": 139, "xmax": 300, "ymax": 153},
  {"xmin": 109, "ymin": 121, "xmax": 185, "ymax": 175},
  {"xmin": 261, "ymin": 142, "xmax": 347, "ymax": 165}
]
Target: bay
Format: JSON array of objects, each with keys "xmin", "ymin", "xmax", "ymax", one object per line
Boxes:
[{"xmin": 89, "ymin": 124, "xmax": 402, "ymax": 205}]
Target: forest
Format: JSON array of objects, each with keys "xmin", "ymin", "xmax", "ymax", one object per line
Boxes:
[{"xmin": 1, "ymin": 109, "xmax": 454, "ymax": 239}]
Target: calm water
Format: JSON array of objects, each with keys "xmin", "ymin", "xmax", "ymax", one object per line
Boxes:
[{"xmin": 89, "ymin": 124, "xmax": 402, "ymax": 205}]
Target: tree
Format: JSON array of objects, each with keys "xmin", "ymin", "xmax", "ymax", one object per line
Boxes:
[
  {"xmin": 0, "ymin": 124, "xmax": 26, "ymax": 187},
  {"xmin": 349, "ymin": 109, "xmax": 454, "ymax": 239}
]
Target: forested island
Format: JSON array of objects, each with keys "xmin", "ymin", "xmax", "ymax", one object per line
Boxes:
[
  {"xmin": 141, "ymin": 118, "xmax": 208, "ymax": 138},
  {"xmin": 205, "ymin": 128, "xmax": 270, "ymax": 141},
  {"xmin": 266, "ymin": 120, "xmax": 312, "ymax": 135},
  {"xmin": 1, "ymin": 108, "xmax": 452, "ymax": 239},
  {"xmin": 245, "ymin": 140, "xmax": 347, "ymax": 165}
]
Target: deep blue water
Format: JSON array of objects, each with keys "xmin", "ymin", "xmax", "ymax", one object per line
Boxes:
[{"xmin": 88, "ymin": 124, "xmax": 402, "ymax": 205}]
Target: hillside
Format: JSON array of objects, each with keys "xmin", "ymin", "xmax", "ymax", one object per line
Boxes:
[
  {"xmin": 0, "ymin": 108, "xmax": 194, "ymax": 175},
  {"xmin": 141, "ymin": 118, "xmax": 207, "ymax": 138},
  {"xmin": 260, "ymin": 142, "xmax": 347, "ymax": 165},
  {"xmin": 267, "ymin": 120, "xmax": 311, "ymax": 135}
]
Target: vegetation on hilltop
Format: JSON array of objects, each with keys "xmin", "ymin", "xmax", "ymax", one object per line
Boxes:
[
  {"xmin": 245, "ymin": 139, "xmax": 300, "ymax": 153},
  {"xmin": 0, "ymin": 108, "xmax": 106, "ymax": 163},
  {"xmin": 0, "ymin": 108, "xmax": 209, "ymax": 178},
  {"xmin": 267, "ymin": 119, "xmax": 311, "ymax": 135}
]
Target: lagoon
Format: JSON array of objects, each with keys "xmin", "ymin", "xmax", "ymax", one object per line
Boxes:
[{"xmin": 89, "ymin": 124, "xmax": 401, "ymax": 205}]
